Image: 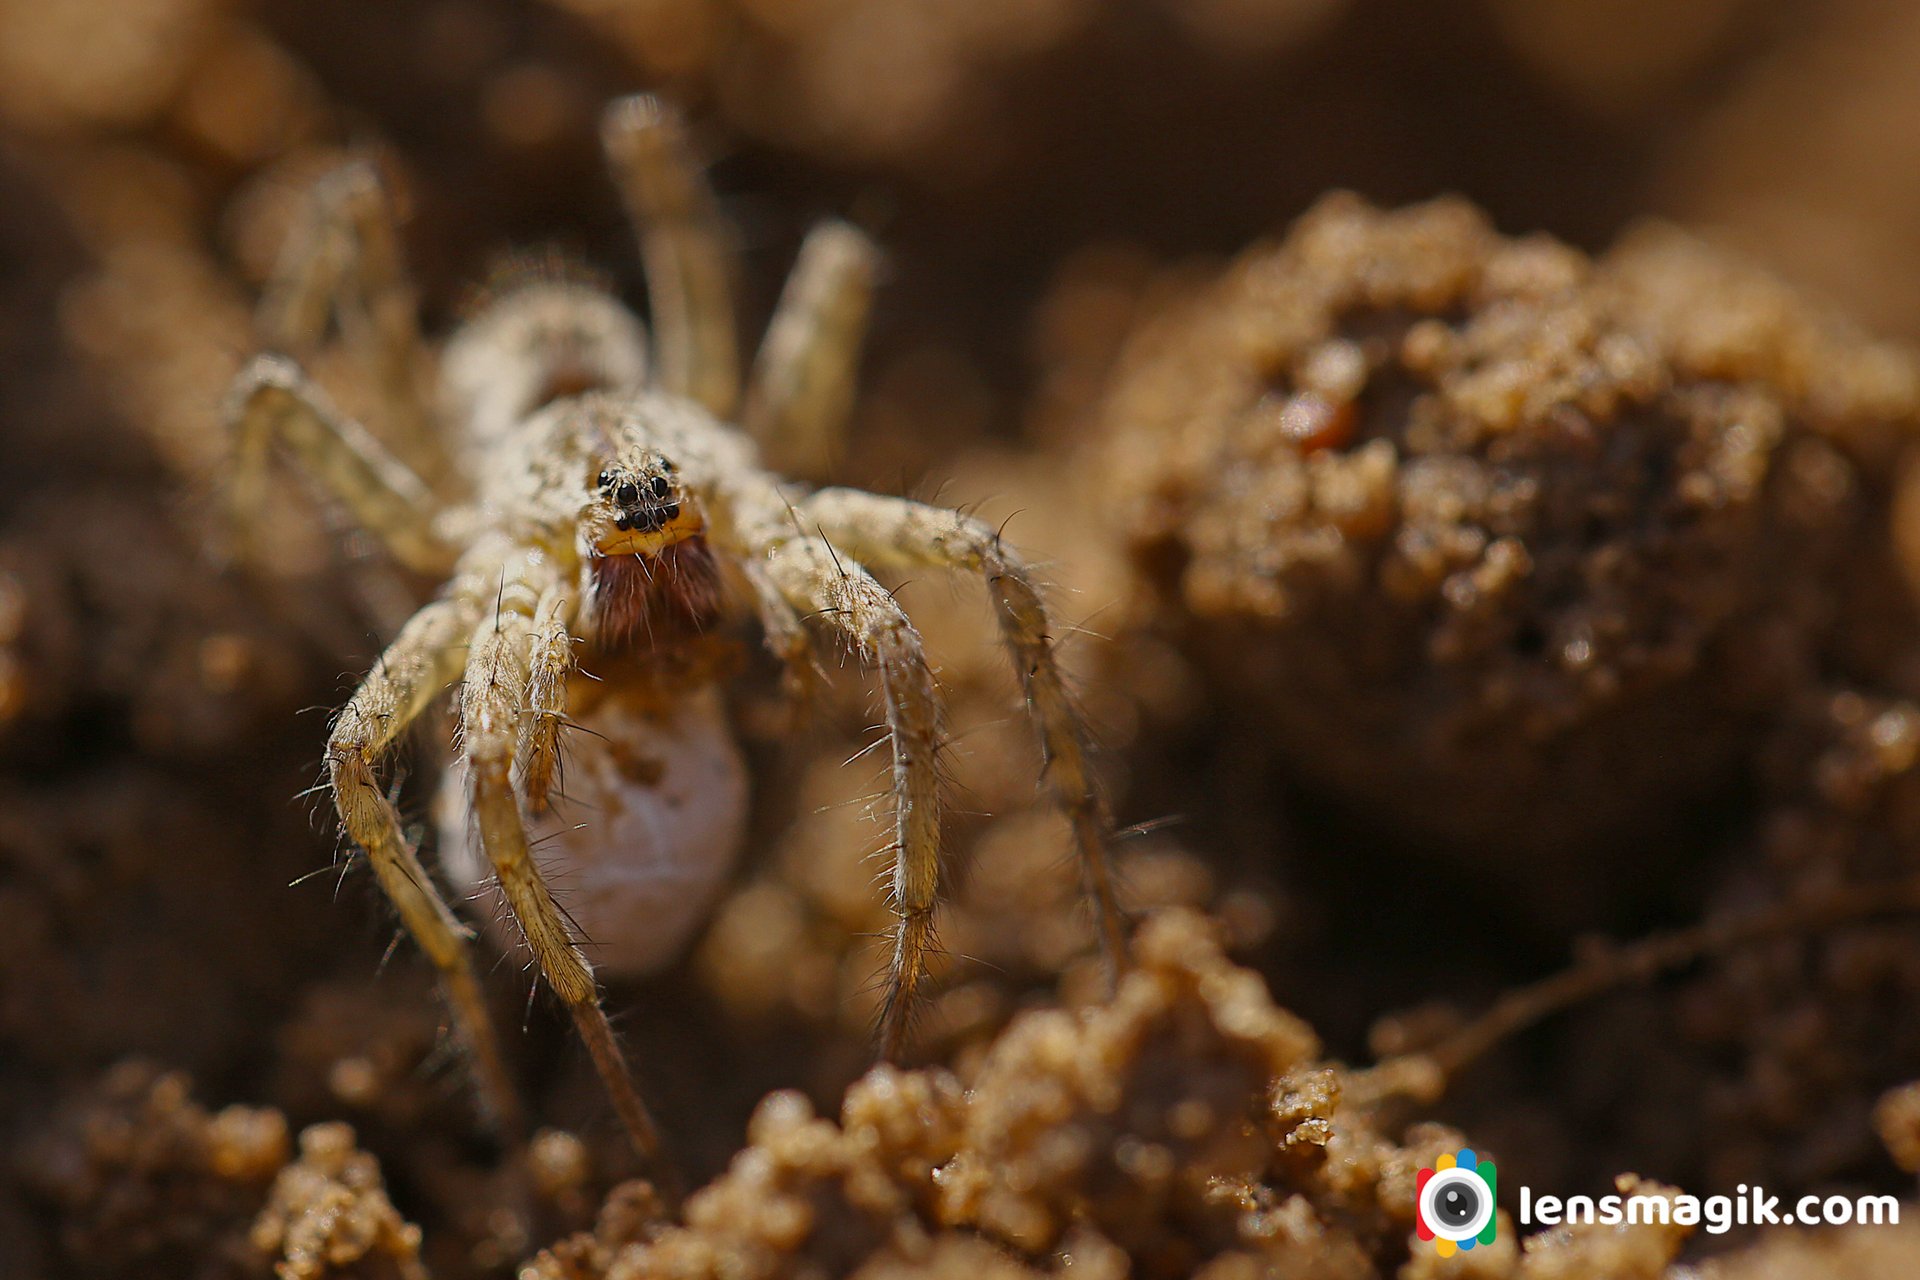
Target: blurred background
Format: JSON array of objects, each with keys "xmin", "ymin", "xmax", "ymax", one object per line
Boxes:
[
  {"xmin": 9, "ymin": 1, "xmax": 1920, "ymax": 1275},
  {"xmin": 8, "ymin": 0, "xmax": 1920, "ymax": 516}
]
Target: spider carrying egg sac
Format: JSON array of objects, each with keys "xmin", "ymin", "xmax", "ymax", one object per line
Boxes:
[{"xmin": 436, "ymin": 680, "xmax": 748, "ymax": 978}]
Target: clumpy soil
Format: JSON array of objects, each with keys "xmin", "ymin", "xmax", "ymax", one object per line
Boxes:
[
  {"xmin": 7, "ymin": 2, "xmax": 1920, "ymax": 1278},
  {"xmin": 1091, "ymin": 192, "xmax": 1920, "ymax": 1208},
  {"xmin": 1097, "ymin": 192, "xmax": 1920, "ymax": 902}
]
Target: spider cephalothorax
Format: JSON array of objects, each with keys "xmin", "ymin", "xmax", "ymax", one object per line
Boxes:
[{"xmin": 225, "ymin": 95, "xmax": 1125, "ymax": 1184}]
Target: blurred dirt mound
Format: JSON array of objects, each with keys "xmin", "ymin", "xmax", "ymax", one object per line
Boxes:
[
  {"xmin": 1080, "ymin": 188, "xmax": 1920, "ymax": 1210},
  {"xmin": 7, "ymin": 1, "xmax": 1920, "ymax": 1278},
  {"xmin": 1095, "ymin": 192, "xmax": 1920, "ymax": 898}
]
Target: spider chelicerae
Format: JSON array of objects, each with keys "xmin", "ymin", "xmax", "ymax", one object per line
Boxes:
[{"xmin": 225, "ymin": 95, "xmax": 1125, "ymax": 1177}]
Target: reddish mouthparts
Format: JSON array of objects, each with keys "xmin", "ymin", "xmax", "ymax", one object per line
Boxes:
[{"xmin": 590, "ymin": 537, "xmax": 722, "ymax": 651}]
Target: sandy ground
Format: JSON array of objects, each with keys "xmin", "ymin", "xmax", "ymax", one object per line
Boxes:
[{"xmin": 6, "ymin": 2, "xmax": 1920, "ymax": 1276}]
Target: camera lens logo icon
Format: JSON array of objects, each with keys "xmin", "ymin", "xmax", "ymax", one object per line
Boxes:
[{"xmin": 1416, "ymin": 1148, "xmax": 1497, "ymax": 1256}]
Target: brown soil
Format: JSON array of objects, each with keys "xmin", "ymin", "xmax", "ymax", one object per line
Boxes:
[{"xmin": 6, "ymin": 3, "xmax": 1920, "ymax": 1278}]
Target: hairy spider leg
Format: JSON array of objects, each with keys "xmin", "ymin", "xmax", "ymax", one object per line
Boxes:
[
  {"xmin": 256, "ymin": 159, "xmax": 443, "ymax": 484},
  {"xmin": 325, "ymin": 590, "xmax": 525, "ymax": 1140},
  {"xmin": 602, "ymin": 95, "xmax": 740, "ymax": 420},
  {"xmin": 456, "ymin": 550, "xmax": 673, "ymax": 1179},
  {"xmin": 226, "ymin": 356, "xmax": 455, "ymax": 575},
  {"xmin": 797, "ymin": 488, "xmax": 1129, "ymax": 977},
  {"xmin": 742, "ymin": 220, "xmax": 879, "ymax": 481}
]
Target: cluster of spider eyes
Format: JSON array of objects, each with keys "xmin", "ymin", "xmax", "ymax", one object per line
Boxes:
[{"xmin": 598, "ymin": 467, "xmax": 682, "ymax": 533}]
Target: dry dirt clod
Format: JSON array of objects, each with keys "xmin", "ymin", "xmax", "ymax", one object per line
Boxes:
[
  {"xmin": 1096, "ymin": 193, "xmax": 1920, "ymax": 902},
  {"xmin": 249, "ymin": 1122, "xmax": 428, "ymax": 1280}
]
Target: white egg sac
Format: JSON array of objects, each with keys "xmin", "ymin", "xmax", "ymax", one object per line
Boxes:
[{"xmin": 438, "ymin": 679, "xmax": 748, "ymax": 979}]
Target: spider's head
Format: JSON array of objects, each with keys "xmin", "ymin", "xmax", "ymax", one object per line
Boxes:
[
  {"xmin": 585, "ymin": 450, "xmax": 702, "ymax": 557},
  {"xmin": 583, "ymin": 448, "xmax": 721, "ymax": 651}
]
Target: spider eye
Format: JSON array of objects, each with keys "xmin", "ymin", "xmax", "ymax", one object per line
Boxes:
[
  {"xmin": 651, "ymin": 475, "xmax": 671, "ymax": 499},
  {"xmin": 661, "ymin": 502, "xmax": 680, "ymax": 521},
  {"xmin": 615, "ymin": 480, "xmax": 640, "ymax": 506},
  {"xmin": 597, "ymin": 469, "xmax": 613, "ymax": 490},
  {"xmin": 614, "ymin": 512, "xmax": 633, "ymax": 531}
]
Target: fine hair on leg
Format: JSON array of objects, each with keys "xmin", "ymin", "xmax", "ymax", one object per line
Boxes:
[
  {"xmin": 516, "ymin": 584, "xmax": 577, "ymax": 813},
  {"xmin": 256, "ymin": 159, "xmax": 443, "ymax": 482},
  {"xmin": 457, "ymin": 563, "xmax": 673, "ymax": 1178},
  {"xmin": 796, "ymin": 487, "xmax": 1129, "ymax": 974},
  {"xmin": 225, "ymin": 354, "xmax": 454, "ymax": 576},
  {"xmin": 326, "ymin": 594, "xmax": 526, "ymax": 1141},
  {"xmin": 749, "ymin": 532, "xmax": 945, "ymax": 1058}
]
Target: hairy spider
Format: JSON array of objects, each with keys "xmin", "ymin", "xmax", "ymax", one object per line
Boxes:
[{"xmin": 224, "ymin": 96, "xmax": 1125, "ymax": 1173}]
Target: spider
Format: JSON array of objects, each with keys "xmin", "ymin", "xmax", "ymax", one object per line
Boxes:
[{"xmin": 224, "ymin": 95, "xmax": 1126, "ymax": 1174}]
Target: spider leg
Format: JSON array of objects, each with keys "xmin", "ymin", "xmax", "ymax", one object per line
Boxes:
[
  {"xmin": 256, "ymin": 159, "xmax": 443, "ymax": 483},
  {"xmin": 517, "ymin": 583, "xmax": 577, "ymax": 813},
  {"xmin": 457, "ymin": 574, "xmax": 671, "ymax": 1175},
  {"xmin": 742, "ymin": 221, "xmax": 880, "ymax": 480},
  {"xmin": 741, "ymin": 557, "xmax": 821, "ymax": 707},
  {"xmin": 602, "ymin": 95, "xmax": 740, "ymax": 418},
  {"xmin": 327, "ymin": 594, "xmax": 524, "ymax": 1140},
  {"xmin": 796, "ymin": 488, "xmax": 1129, "ymax": 977},
  {"xmin": 225, "ymin": 354, "xmax": 456, "ymax": 575},
  {"xmin": 750, "ymin": 532, "xmax": 944, "ymax": 1058}
]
